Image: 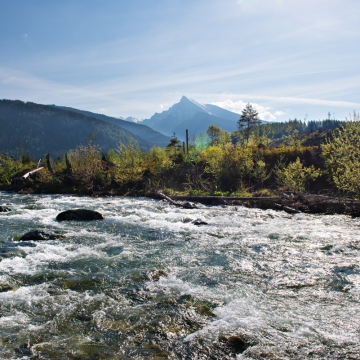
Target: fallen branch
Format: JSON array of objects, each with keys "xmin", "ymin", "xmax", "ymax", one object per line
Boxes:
[
  {"xmin": 21, "ymin": 167, "xmax": 44, "ymax": 179},
  {"xmin": 154, "ymin": 191, "xmax": 198, "ymax": 209}
]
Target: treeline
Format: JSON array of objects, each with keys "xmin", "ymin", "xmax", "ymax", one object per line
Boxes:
[
  {"xmin": 1, "ymin": 118, "xmax": 359, "ymax": 197},
  {"xmin": 250, "ymin": 119, "xmax": 346, "ymax": 140}
]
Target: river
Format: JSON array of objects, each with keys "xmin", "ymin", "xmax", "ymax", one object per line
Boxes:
[{"xmin": 0, "ymin": 192, "xmax": 359, "ymax": 359}]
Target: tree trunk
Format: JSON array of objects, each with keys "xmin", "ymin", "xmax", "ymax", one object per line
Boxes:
[
  {"xmin": 46, "ymin": 153, "xmax": 56, "ymax": 177},
  {"xmin": 65, "ymin": 153, "xmax": 73, "ymax": 178}
]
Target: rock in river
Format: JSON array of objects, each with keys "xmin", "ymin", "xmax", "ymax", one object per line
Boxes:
[
  {"xmin": 192, "ymin": 219, "xmax": 208, "ymax": 226},
  {"xmin": 0, "ymin": 206, "xmax": 12, "ymax": 212},
  {"xmin": 56, "ymin": 209, "xmax": 104, "ymax": 221},
  {"xmin": 19, "ymin": 229, "xmax": 66, "ymax": 241}
]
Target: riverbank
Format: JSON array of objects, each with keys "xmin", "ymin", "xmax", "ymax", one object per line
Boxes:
[
  {"xmin": 3, "ymin": 183, "xmax": 359, "ymax": 217},
  {"xmin": 150, "ymin": 192, "xmax": 360, "ymax": 217}
]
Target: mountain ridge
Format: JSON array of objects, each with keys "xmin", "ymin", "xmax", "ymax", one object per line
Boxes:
[
  {"xmin": 51, "ymin": 105, "xmax": 170, "ymax": 147},
  {"xmin": 0, "ymin": 100, "xmax": 153, "ymax": 158}
]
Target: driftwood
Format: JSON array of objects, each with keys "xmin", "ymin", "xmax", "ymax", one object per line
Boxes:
[
  {"xmin": 21, "ymin": 167, "xmax": 44, "ymax": 179},
  {"xmin": 46, "ymin": 153, "xmax": 56, "ymax": 177},
  {"xmin": 274, "ymin": 203, "xmax": 301, "ymax": 214},
  {"xmin": 154, "ymin": 191, "xmax": 197, "ymax": 209}
]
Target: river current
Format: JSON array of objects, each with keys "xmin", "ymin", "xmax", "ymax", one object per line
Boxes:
[{"xmin": 0, "ymin": 192, "xmax": 359, "ymax": 359}]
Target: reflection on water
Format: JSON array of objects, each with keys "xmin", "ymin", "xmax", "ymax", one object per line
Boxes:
[{"xmin": 0, "ymin": 192, "xmax": 360, "ymax": 359}]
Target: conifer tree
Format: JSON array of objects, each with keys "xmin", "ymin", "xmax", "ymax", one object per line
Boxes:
[{"xmin": 237, "ymin": 103, "xmax": 261, "ymax": 144}]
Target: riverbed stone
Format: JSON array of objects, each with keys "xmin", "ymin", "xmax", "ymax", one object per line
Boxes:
[
  {"xmin": 192, "ymin": 219, "xmax": 208, "ymax": 226},
  {"xmin": 56, "ymin": 209, "xmax": 104, "ymax": 221},
  {"xmin": 19, "ymin": 229, "xmax": 66, "ymax": 241},
  {"xmin": 0, "ymin": 206, "xmax": 12, "ymax": 212},
  {"xmin": 220, "ymin": 335, "xmax": 251, "ymax": 354}
]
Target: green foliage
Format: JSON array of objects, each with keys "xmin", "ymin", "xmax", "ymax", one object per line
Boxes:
[
  {"xmin": 68, "ymin": 143, "xmax": 103, "ymax": 192},
  {"xmin": 115, "ymin": 140, "xmax": 144, "ymax": 183},
  {"xmin": 0, "ymin": 158, "xmax": 20, "ymax": 185},
  {"xmin": 252, "ymin": 159, "xmax": 269, "ymax": 186},
  {"xmin": 145, "ymin": 147, "xmax": 173, "ymax": 176},
  {"xmin": 276, "ymin": 157, "xmax": 321, "ymax": 192},
  {"xmin": 206, "ymin": 125, "xmax": 230, "ymax": 146},
  {"xmin": 322, "ymin": 119, "xmax": 360, "ymax": 195},
  {"xmin": 200, "ymin": 144, "xmax": 253, "ymax": 191}
]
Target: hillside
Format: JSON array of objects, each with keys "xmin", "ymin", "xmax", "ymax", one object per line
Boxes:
[
  {"xmin": 0, "ymin": 100, "xmax": 152, "ymax": 158},
  {"xmin": 52, "ymin": 106, "xmax": 170, "ymax": 147},
  {"xmin": 269, "ymin": 128, "xmax": 335, "ymax": 147}
]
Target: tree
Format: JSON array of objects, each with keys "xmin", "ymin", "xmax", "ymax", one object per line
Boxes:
[
  {"xmin": 206, "ymin": 125, "xmax": 222, "ymax": 145},
  {"xmin": 166, "ymin": 133, "xmax": 181, "ymax": 155},
  {"xmin": 321, "ymin": 116, "xmax": 360, "ymax": 196},
  {"xmin": 237, "ymin": 103, "xmax": 261, "ymax": 144},
  {"xmin": 206, "ymin": 125, "xmax": 231, "ymax": 146}
]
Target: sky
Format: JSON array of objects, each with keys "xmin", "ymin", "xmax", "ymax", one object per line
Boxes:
[{"xmin": 0, "ymin": 0, "xmax": 359, "ymax": 122}]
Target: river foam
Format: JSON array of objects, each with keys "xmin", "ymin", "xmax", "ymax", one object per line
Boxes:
[{"xmin": 0, "ymin": 192, "xmax": 359, "ymax": 359}]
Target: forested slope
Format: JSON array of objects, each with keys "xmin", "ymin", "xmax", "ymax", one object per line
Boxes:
[
  {"xmin": 0, "ymin": 100, "xmax": 151, "ymax": 158},
  {"xmin": 52, "ymin": 105, "xmax": 170, "ymax": 147}
]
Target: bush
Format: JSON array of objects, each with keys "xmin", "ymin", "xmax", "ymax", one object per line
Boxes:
[
  {"xmin": 276, "ymin": 157, "xmax": 321, "ymax": 192},
  {"xmin": 68, "ymin": 144, "xmax": 102, "ymax": 191},
  {"xmin": 322, "ymin": 119, "xmax": 360, "ymax": 196}
]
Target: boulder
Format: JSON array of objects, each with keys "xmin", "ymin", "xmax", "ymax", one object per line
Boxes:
[
  {"xmin": 192, "ymin": 219, "xmax": 208, "ymax": 226},
  {"xmin": 181, "ymin": 201, "xmax": 197, "ymax": 209},
  {"xmin": 0, "ymin": 206, "xmax": 12, "ymax": 212},
  {"xmin": 56, "ymin": 209, "xmax": 104, "ymax": 221},
  {"xmin": 19, "ymin": 229, "xmax": 66, "ymax": 241}
]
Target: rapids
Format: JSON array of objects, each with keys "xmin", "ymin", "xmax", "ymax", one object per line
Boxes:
[{"xmin": 0, "ymin": 192, "xmax": 359, "ymax": 359}]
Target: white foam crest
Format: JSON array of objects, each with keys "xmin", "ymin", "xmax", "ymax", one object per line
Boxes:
[{"xmin": 0, "ymin": 242, "xmax": 104, "ymax": 275}]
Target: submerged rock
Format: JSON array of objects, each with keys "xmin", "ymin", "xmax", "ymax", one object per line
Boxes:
[
  {"xmin": 0, "ymin": 206, "xmax": 12, "ymax": 212},
  {"xmin": 181, "ymin": 201, "xmax": 197, "ymax": 209},
  {"xmin": 219, "ymin": 335, "xmax": 252, "ymax": 354},
  {"xmin": 192, "ymin": 219, "xmax": 208, "ymax": 226},
  {"xmin": 146, "ymin": 268, "xmax": 168, "ymax": 281},
  {"xmin": 0, "ymin": 283, "xmax": 14, "ymax": 292},
  {"xmin": 19, "ymin": 229, "xmax": 66, "ymax": 241},
  {"xmin": 56, "ymin": 209, "xmax": 104, "ymax": 221}
]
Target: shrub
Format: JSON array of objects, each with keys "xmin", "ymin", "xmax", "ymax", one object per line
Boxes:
[
  {"xmin": 276, "ymin": 157, "xmax": 321, "ymax": 192},
  {"xmin": 322, "ymin": 119, "xmax": 360, "ymax": 196}
]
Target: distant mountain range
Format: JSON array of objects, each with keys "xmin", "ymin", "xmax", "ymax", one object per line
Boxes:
[
  {"xmin": 0, "ymin": 100, "xmax": 167, "ymax": 158},
  {"xmin": 141, "ymin": 96, "xmax": 244, "ymax": 140},
  {"xmin": 0, "ymin": 96, "xmax": 267, "ymax": 158}
]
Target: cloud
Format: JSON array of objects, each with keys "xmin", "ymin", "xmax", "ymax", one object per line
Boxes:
[
  {"xmin": 211, "ymin": 99, "xmax": 278, "ymax": 121},
  {"xmin": 274, "ymin": 110, "xmax": 285, "ymax": 116}
]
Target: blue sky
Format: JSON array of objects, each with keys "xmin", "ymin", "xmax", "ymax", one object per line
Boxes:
[{"xmin": 1, "ymin": 0, "xmax": 359, "ymax": 121}]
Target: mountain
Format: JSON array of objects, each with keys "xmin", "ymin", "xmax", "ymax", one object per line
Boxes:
[
  {"xmin": 173, "ymin": 112, "xmax": 238, "ymax": 139},
  {"xmin": 51, "ymin": 106, "xmax": 170, "ymax": 147},
  {"xmin": 141, "ymin": 96, "xmax": 245, "ymax": 140},
  {"xmin": 0, "ymin": 100, "xmax": 153, "ymax": 158},
  {"xmin": 124, "ymin": 116, "xmax": 142, "ymax": 123}
]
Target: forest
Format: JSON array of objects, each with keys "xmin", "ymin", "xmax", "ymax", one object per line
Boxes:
[{"xmin": 1, "ymin": 113, "xmax": 359, "ymax": 199}]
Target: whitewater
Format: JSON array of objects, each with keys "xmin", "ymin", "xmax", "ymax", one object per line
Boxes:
[{"xmin": 0, "ymin": 192, "xmax": 359, "ymax": 359}]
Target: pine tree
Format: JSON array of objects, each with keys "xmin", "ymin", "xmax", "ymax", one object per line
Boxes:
[{"xmin": 237, "ymin": 103, "xmax": 261, "ymax": 144}]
